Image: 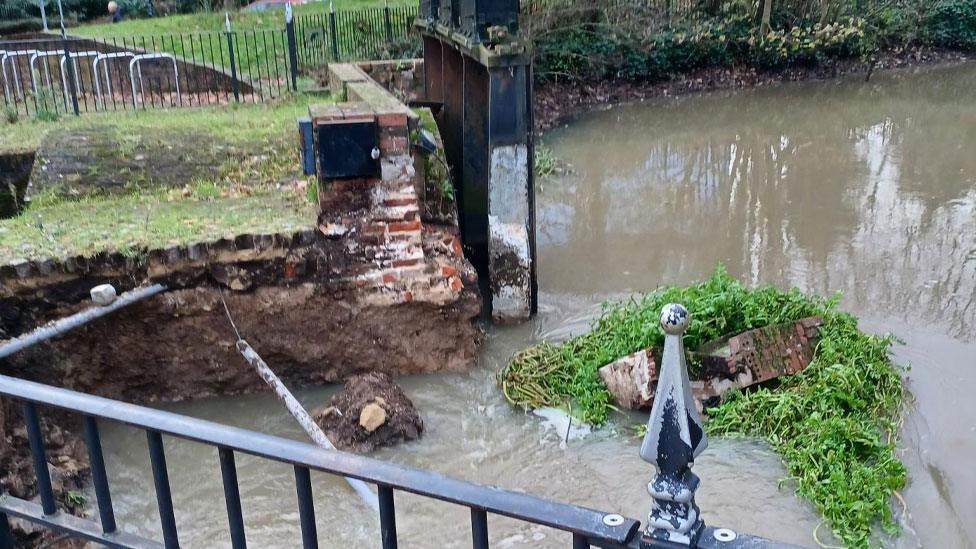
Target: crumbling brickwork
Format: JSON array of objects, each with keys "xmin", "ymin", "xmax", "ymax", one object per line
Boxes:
[{"xmin": 311, "ymin": 63, "xmax": 478, "ymax": 310}]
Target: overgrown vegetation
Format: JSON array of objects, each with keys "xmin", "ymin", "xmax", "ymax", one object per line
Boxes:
[
  {"xmin": 531, "ymin": 0, "xmax": 976, "ymax": 82},
  {"xmin": 499, "ymin": 266, "xmax": 906, "ymax": 547}
]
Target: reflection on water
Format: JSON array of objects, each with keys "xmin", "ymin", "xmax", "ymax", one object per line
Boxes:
[
  {"xmin": 539, "ymin": 61, "xmax": 976, "ymax": 548},
  {"xmin": 99, "ymin": 62, "xmax": 975, "ymax": 548},
  {"xmin": 540, "ymin": 63, "xmax": 976, "ymax": 339}
]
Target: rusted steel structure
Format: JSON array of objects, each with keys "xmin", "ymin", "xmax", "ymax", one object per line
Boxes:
[{"xmin": 415, "ymin": 0, "xmax": 537, "ymax": 322}]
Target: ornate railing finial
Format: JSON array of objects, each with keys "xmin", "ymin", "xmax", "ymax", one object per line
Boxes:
[{"xmin": 639, "ymin": 303, "xmax": 707, "ymax": 547}]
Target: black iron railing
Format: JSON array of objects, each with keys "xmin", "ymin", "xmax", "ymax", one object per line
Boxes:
[
  {"xmin": 0, "ymin": 307, "xmax": 797, "ymax": 549},
  {"xmin": 0, "ymin": 373, "xmax": 644, "ymax": 548},
  {"xmin": 0, "ymin": 6, "xmax": 419, "ymax": 117}
]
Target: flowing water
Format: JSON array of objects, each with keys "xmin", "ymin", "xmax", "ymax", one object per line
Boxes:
[{"xmin": 99, "ymin": 62, "xmax": 976, "ymax": 548}]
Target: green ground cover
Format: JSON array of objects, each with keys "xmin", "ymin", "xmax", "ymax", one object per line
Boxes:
[
  {"xmin": 0, "ymin": 95, "xmax": 324, "ymax": 264},
  {"xmin": 500, "ymin": 267, "xmax": 906, "ymax": 547},
  {"xmin": 65, "ymin": 2, "xmax": 418, "ymax": 79},
  {"xmin": 71, "ymin": 2, "xmax": 412, "ymax": 37},
  {"xmin": 1, "ymin": 95, "xmax": 313, "ymax": 153}
]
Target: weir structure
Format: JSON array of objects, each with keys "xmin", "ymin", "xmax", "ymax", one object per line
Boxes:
[
  {"xmin": 415, "ymin": 0, "xmax": 537, "ymax": 322},
  {"xmin": 0, "ymin": 295, "xmax": 796, "ymax": 548}
]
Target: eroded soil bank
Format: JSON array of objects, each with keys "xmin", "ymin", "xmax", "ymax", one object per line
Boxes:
[{"xmin": 534, "ymin": 47, "xmax": 972, "ymax": 132}]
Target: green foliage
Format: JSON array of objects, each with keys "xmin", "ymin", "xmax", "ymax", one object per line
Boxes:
[
  {"xmin": 499, "ymin": 266, "xmax": 906, "ymax": 547},
  {"xmin": 2, "ymin": 106, "xmax": 18, "ymax": 125},
  {"xmin": 922, "ymin": 0, "xmax": 976, "ymax": 50},
  {"xmin": 305, "ymin": 179, "xmax": 319, "ymax": 205},
  {"xmin": 533, "ymin": 0, "xmax": 975, "ymax": 82},
  {"xmin": 534, "ymin": 144, "xmax": 557, "ymax": 177},
  {"xmin": 535, "ymin": 14, "xmax": 869, "ymax": 81},
  {"xmin": 746, "ymin": 19, "xmax": 868, "ymax": 70},
  {"xmin": 33, "ymin": 90, "xmax": 61, "ymax": 123},
  {"xmin": 64, "ymin": 490, "xmax": 87, "ymax": 506}
]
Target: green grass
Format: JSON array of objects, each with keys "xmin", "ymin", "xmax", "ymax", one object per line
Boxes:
[
  {"xmin": 72, "ymin": 2, "xmax": 413, "ymax": 37},
  {"xmin": 0, "ymin": 191, "xmax": 313, "ymax": 262},
  {"xmin": 499, "ymin": 266, "xmax": 906, "ymax": 548},
  {"xmin": 66, "ymin": 3, "xmax": 418, "ymax": 78},
  {"xmin": 0, "ymin": 95, "xmax": 327, "ymax": 263},
  {"xmin": 0, "ymin": 94, "xmax": 318, "ymax": 154}
]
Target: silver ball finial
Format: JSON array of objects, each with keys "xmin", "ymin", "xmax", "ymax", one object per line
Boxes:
[{"xmin": 660, "ymin": 303, "xmax": 689, "ymax": 335}]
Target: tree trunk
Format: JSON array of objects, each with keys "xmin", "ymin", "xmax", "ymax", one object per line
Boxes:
[{"xmin": 760, "ymin": 0, "xmax": 773, "ymax": 35}]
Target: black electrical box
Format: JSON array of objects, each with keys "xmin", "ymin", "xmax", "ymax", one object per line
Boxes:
[
  {"xmin": 458, "ymin": 0, "xmax": 518, "ymax": 42},
  {"xmin": 420, "ymin": 0, "xmax": 440, "ymax": 22},
  {"xmin": 438, "ymin": 0, "xmax": 459, "ymax": 28},
  {"xmin": 317, "ymin": 121, "xmax": 379, "ymax": 179}
]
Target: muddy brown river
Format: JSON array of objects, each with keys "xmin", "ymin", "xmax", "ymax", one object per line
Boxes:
[{"xmin": 99, "ymin": 62, "xmax": 976, "ymax": 548}]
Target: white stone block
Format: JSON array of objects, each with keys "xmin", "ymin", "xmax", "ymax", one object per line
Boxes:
[{"xmin": 90, "ymin": 284, "xmax": 118, "ymax": 306}]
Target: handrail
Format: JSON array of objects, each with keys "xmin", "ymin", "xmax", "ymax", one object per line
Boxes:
[{"xmin": 0, "ymin": 373, "xmax": 640, "ymax": 545}]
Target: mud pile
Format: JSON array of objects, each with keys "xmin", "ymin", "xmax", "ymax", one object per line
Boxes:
[{"xmin": 314, "ymin": 371, "xmax": 423, "ymax": 453}]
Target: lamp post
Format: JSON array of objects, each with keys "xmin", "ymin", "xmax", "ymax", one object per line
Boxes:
[{"xmin": 639, "ymin": 304, "xmax": 707, "ymax": 547}]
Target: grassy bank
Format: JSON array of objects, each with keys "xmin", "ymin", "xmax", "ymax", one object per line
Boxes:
[
  {"xmin": 71, "ymin": 2, "xmax": 413, "ymax": 37},
  {"xmin": 0, "ymin": 95, "xmax": 324, "ymax": 263},
  {"xmin": 0, "ymin": 95, "xmax": 314, "ymax": 154},
  {"xmin": 499, "ymin": 267, "xmax": 906, "ymax": 547}
]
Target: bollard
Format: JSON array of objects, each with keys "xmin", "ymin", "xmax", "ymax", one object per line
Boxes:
[{"xmin": 639, "ymin": 304, "xmax": 706, "ymax": 547}]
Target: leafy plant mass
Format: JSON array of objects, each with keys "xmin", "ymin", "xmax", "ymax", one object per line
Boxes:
[{"xmin": 499, "ymin": 267, "xmax": 906, "ymax": 547}]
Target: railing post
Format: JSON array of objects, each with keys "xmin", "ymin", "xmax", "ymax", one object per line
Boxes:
[
  {"xmin": 0, "ymin": 511, "xmax": 13, "ymax": 549},
  {"xmin": 328, "ymin": 2, "xmax": 340, "ymax": 61},
  {"xmin": 218, "ymin": 448, "xmax": 247, "ymax": 549},
  {"xmin": 638, "ymin": 304, "xmax": 706, "ymax": 547},
  {"xmin": 56, "ymin": 1, "xmax": 79, "ymax": 115},
  {"xmin": 22, "ymin": 402, "xmax": 58, "ymax": 516},
  {"xmin": 147, "ymin": 430, "xmax": 180, "ymax": 549},
  {"xmin": 383, "ymin": 0, "xmax": 394, "ymax": 44},
  {"xmin": 285, "ymin": 3, "xmax": 299, "ymax": 92},
  {"xmin": 225, "ymin": 13, "xmax": 241, "ymax": 103},
  {"xmin": 294, "ymin": 466, "xmax": 319, "ymax": 549},
  {"xmin": 378, "ymin": 486, "xmax": 397, "ymax": 549},
  {"xmin": 82, "ymin": 416, "xmax": 117, "ymax": 534}
]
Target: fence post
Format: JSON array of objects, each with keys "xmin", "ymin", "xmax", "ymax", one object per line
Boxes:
[
  {"xmin": 638, "ymin": 304, "xmax": 707, "ymax": 547},
  {"xmin": 0, "ymin": 511, "xmax": 13, "ymax": 549},
  {"xmin": 285, "ymin": 3, "xmax": 299, "ymax": 91},
  {"xmin": 57, "ymin": 1, "xmax": 80, "ymax": 115},
  {"xmin": 39, "ymin": 0, "xmax": 49, "ymax": 32},
  {"xmin": 383, "ymin": 0, "xmax": 394, "ymax": 44},
  {"xmin": 225, "ymin": 13, "xmax": 240, "ymax": 103},
  {"xmin": 328, "ymin": 1, "xmax": 340, "ymax": 61}
]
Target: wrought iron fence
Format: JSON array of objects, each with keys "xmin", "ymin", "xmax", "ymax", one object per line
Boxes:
[
  {"xmin": 0, "ymin": 32, "xmax": 288, "ymax": 116},
  {"xmin": 293, "ymin": 6, "xmax": 418, "ymax": 65},
  {"xmin": 0, "ymin": 6, "xmax": 419, "ymax": 117}
]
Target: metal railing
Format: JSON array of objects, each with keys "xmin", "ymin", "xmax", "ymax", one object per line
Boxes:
[
  {"xmin": 0, "ymin": 6, "xmax": 419, "ymax": 117},
  {"xmin": 0, "ymin": 303, "xmax": 794, "ymax": 549},
  {"xmin": 0, "ymin": 374, "xmax": 643, "ymax": 548}
]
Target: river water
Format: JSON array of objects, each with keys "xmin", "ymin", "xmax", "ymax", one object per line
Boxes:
[{"xmin": 99, "ymin": 62, "xmax": 976, "ymax": 548}]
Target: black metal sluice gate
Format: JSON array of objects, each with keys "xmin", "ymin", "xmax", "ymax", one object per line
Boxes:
[{"xmin": 0, "ymin": 304, "xmax": 799, "ymax": 549}]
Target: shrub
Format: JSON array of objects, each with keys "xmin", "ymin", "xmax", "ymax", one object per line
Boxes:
[
  {"xmin": 534, "ymin": 13, "xmax": 869, "ymax": 81},
  {"xmin": 923, "ymin": 0, "xmax": 976, "ymax": 50}
]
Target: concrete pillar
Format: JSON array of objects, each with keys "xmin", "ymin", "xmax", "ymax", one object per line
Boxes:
[
  {"xmin": 421, "ymin": 31, "xmax": 536, "ymax": 322},
  {"xmin": 486, "ymin": 64, "xmax": 534, "ymax": 322}
]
